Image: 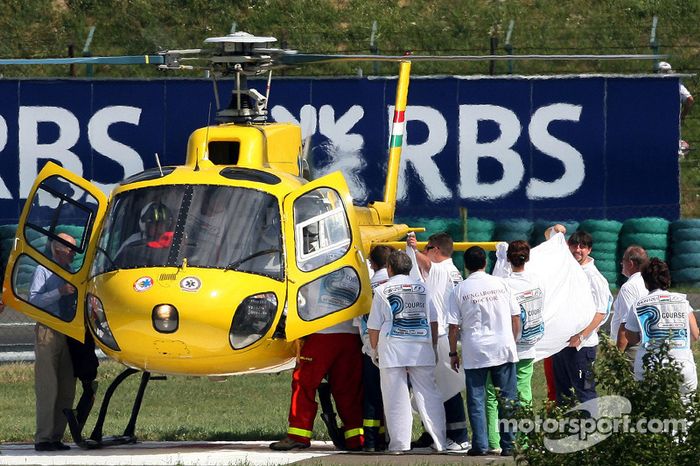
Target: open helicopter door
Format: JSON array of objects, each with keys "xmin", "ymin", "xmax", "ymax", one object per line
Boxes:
[
  {"xmin": 2, "ymin": 162, "xmax": 107, "ymax": 342},
  {"xmin": 283, "ymin": 172, "xmax": 371, "ymax": 341}
]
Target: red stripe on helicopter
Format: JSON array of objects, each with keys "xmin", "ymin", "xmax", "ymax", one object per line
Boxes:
[{"xmin": 393, "ymin": 110, "xmax": 405, "ymax": 124}]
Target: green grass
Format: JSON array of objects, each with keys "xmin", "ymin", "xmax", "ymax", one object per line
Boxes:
[
  {"xmin": 0, "ymin": 357, "xmax": 549, "ymax": 444},
  {"xmin": 0, "ymin": 360, "xmax": 293, "ymax": 443},
  {"xmin": 3, "ymin": 343, "xmax": 695, "ymax": 445}
]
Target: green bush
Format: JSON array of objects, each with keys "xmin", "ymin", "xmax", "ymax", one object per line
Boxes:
[{"xmin": 513, "ymin": 336, "xmax": 700, "ymax": 465}]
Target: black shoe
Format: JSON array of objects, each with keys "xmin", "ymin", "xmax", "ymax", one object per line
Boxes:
[
  {"xmin": 500, "ymin": 448, "xmax": 513, "ymax": 457},
  {"xmin": 467, "ymin": 448, "xmax": 489, "ymax": 456},
  {"xmin": 269, "ymin": 437, "xmax": 310, "ymax": 451},
  {"xmin": 51, "ymin": 441, "xmax": 71, "ymax": 451},
  {"xmin": 410, "ymin": 431, "xmax": 433, "ymax": 449},
  {"xmin": 34, "ymin": 442, "xmax": 54, "ymax": 451}
]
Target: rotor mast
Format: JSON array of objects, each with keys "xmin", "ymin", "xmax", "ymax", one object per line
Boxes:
[{"xmin": 203, "ymin": 32, "xmax": 279, "ymax": 124}]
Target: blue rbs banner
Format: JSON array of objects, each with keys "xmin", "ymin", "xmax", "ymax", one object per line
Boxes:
[{"xmin": 0, "ymin": 75, "xmax": 680, "ymax": 223}]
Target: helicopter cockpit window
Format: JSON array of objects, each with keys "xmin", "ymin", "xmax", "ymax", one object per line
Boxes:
[
  {"xmin": 179, "ymin": 185, "xmax": 283, "ymax": 280},
  {"xmin": 24, "ymin": 175, "xmax": 98, "ymax": 272},
  {"xmin": 294, "ymin": 188, "xmax": 351, "ymax": 272},
  {"xmin": 297, "ymin": 266, "xmax": 360, "ymax": 321},
  {"xmin": 92, "ymin": 184, "xmax": 283, "ymax": 280},
  {"xmin": 12, "ymin": 254, "xmax": 77, "ymax": 322},
  {"xmin": 93, "ymin": 186, "xmax": 184, "ymax": 274}
]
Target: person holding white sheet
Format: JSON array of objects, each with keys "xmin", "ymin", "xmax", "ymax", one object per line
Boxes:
[
  {"xmin": 407, "ymin": 232, "xmax": 469, "ymax": 451},
  {"xmin": 552, "ymin": 231, "xmax": 612, "ymax": 404}
]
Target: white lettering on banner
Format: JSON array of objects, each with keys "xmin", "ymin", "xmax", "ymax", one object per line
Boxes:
[
  {"xmin": 0, "ymin": 115, "xmax": 11, "ymax": 198},
  {"xmin": 459, "ymin": 104, "xmax": 524, "ymax": 200},
  {"xmin": 264, "ymin": 103, "xmax": 587, "ymax": 203},
  {"xmin": 316, "ymin": 105, "xmax": 367, "ymax": 200},
  {"xmin": 388, "ymin": 105, "xmax": 451, "ymax": 202},
  {"xmin": 88, "ymin": 106, "xmax": 144, "ymax": 194},
  {"xmin": 272, "ymin": 104, "xmax": 367, "ymax": 200},
  {"xmin": 526, "ymin": 104, "xmax": 585, "ymax": 199},
  {"xmin": 19, "ymin": 106, "xmax": 83, "ymax": 205}
]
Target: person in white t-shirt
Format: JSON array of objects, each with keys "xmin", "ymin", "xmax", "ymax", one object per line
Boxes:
[
  {"xmin": 447, "ymin": 246, "xmax": 520, "ymax": 457},
  {"xmin": 658, "ymin": 61, "xmax": 694, "ymax": 123},
  {"xmin": 353, "ymin": 244, "xmax": 393, "ymax": 452},
  {"xmin": 367, "ymin": 250, "xmax": 446, "ymax": 453},
  {"xmin": 486, "ymin": 240, "xmax": 545, "ymax": 453},
  {"xmin": 407, "ymin": 232, "xmax": 468, "ymax": 450},
  {"xmin": 625, "ymin": 258, "xmax": 699, "ymax": 396},
  {"xmin": 611, "ymin": 245, "xmax": 648, "ymax": 363},
  {"xmin": 552, "ymin": 231, "xmax": 612, "ymax": 404}
]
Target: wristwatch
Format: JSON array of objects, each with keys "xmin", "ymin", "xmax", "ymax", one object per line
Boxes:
[{"xmin": 448, "ymin": 351, "xmax": 458, "ymax": 357}]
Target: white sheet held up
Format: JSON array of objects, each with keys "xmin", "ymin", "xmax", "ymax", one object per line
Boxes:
[{"xmin": 493, "ymin": 233, "xmax": 596, "ymax": 361}]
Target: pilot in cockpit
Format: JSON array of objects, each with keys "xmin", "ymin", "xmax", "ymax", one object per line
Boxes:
[{"xmin": 115, "ymin": 202, "xmax": 174, "ymax": 267}]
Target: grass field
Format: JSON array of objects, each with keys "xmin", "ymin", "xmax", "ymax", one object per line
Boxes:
[
  {"xmin": 3, "ymin": 338, "xmax": 698, "ymax": 445},
  {"xmin": 0, "ymin": 358, "xmax": 549, "ymax": 444}
]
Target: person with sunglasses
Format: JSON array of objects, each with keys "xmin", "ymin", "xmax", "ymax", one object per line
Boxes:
[{"xmin": 407, "ymin": 232, "xmax": 469, "ymax": 451}]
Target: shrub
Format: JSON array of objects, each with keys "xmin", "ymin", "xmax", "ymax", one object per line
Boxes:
[{"xmin": 512, "ymin": 335, "xmax": 700, "ymax": 465}]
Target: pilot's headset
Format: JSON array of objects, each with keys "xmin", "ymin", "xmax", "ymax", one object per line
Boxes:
[{"xmin": 140, "ymin": 202, "xmax": 173, "ymax": 232}]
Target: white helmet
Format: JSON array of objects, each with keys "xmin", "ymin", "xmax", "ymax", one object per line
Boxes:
[{"xmin": 658, "ymin": 61, "xmax": 673, "ymax": 73}]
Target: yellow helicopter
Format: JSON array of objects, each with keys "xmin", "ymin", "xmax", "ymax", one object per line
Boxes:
[
  {"xmin": 0, "ymin": 32, "xmax": 661, "ymax": 447},
  {"xmin": 0, "ymin": 32, "xmax": 473, "ymax": 447}
]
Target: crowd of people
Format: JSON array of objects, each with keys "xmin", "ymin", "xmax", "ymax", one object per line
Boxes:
[{"xmin": 271, "ymin": 225, "xmax": 698, "ymax": 455}]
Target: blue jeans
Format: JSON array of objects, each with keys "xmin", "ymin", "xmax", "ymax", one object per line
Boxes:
[
  {"xmin": 464, "ymin": 362, "xmax": 517, "ymax": 452},
  {"xmin": 552, "ymin": 346, "xmax": 597, "ymax": 404}
]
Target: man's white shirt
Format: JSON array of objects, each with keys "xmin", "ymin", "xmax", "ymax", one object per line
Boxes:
[
  {"xmin": 367, "ymin": 274, "xmax": 437, "ymax": 368},
  {"xmin": 580, "ymin": 258, "xmax": 613, "ymax": 348},
  {"xmin": 427, "ymin": 258, "xmax": 463, "ymax": 336},
  {"xmin": 447, "ymin": 271, "xmax": 520, "ymax": 369},
  {"xmin": 610, "ymin": 272, "xmax": 647, "ymax": 345}
]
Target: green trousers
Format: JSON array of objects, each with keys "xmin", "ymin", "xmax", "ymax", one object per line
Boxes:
[{"xmin": 486, "ymin": 358, "xmax": 534, "ymax": 449}]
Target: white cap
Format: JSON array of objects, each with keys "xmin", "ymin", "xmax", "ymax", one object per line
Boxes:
[{"xmin": 658, "ymin": 61, "xmax": 672, "ymax": 73}]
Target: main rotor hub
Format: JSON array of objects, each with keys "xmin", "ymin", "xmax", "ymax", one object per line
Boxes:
[{"xmin": 203, "ymin": 32, "xmax": 285, "ymax": 124}]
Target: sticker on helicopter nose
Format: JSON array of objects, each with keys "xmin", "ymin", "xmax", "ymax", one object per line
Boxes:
[
  {"xmin": 133, "ymin": 276, "xmax": 154, "ymax": 292},
  {"xmin": 180, "ymin": 276, "xmax": 201, "ymax": 292}
]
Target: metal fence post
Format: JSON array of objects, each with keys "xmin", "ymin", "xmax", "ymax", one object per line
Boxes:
[
  {"xmin": 505, "ymin": 20, "xmax": 515, "ymax": 74},
  {"xmin": 650, "ymin": 15, "xmax": 659, "ymax": 72},
  {"xmin": 83, "ymin": 26, "xmax": 96, "ymax": 77}
]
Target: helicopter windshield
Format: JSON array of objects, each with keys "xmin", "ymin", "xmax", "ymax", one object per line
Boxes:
[{"xmin": 92, "ymin": 185, "xmax": 283, "ymax": 280}]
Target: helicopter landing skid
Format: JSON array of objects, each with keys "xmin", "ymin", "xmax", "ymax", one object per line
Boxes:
[{"xmin": 66, "ymin": 367, "xmax": 162, "ymax": 449}]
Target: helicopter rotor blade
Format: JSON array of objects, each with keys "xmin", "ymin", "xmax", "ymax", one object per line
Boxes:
[
  {"xmin": 0, "ymin": 55, "xmax": 166, "ymax": 66},
  {"xmin": 277, "ymin": 52, "xmax": 667, "ymax": 66}
]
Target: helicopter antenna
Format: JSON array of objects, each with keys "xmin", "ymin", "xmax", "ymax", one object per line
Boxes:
[
  {"xmin": 265, "ymin": 70, "xmax": 273, "ymax": 110},
  {"xmin": 154, "ymin": 152, "xmax": 164, "ymax": 177},
  {"xmin": 201, "ymin": 102, "xmax": 213, "ymax": 168}
]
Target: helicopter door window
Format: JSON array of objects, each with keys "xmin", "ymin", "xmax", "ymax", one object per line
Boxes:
[
  {"xmin": 294, "ymin": 188, "xmax": 351, "ymax": 272},
  {"xmin": 24, "ymin": 175, "xmax": 98, "ymax": 272},
  {"xmin": 297, "ymin": 266, "xmax": 360, "ymax": 321},
  {"xmin": 11, "ymin": 254, "xmax": 78, "ymax": 322}
]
